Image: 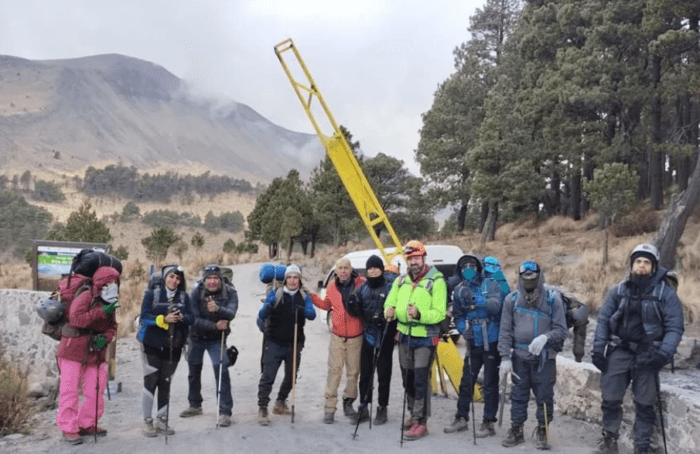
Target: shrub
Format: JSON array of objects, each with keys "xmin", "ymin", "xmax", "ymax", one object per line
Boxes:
[
  {"xmin": 0, "ymin": 342, "xmax": 33, "ymax": 435},
  {"xmin": 223, "ymin": 239, "xmax": 237, "ymax": 253},
  {"xmin": 32, "ymin": 179, "xmax": 65, "ymax": 202},
  {"xmin": 611, "ymin": 210, "xmax": 659, "ymax": 237}
]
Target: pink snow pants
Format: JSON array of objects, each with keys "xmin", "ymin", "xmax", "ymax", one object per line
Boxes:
[{"xmin": 56, "ymin": 358, "xmax": 107, "ymax": 434}]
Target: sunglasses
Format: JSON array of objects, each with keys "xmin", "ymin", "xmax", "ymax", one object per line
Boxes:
[
  {"xmin": 519, "ymin": 261, "xmax": 540, "ymax": 275},
  {"xmin": 204, "ymin": 265, "xmax": 220, "ymax": 273},
  {"xmin": 404, "ymin": 246, "xmax": 421, "ymax": 255}
]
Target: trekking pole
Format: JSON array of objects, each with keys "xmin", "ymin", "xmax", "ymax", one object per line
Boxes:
[
  {"xmin": 654, "ymin": 372, "xmax": 668, "ymax": 454},
  {"xmin": 165, "ymin": 329, "xmax": 173, "ymax": 445},
  {"xmin": 291, "ymin": 303, "xmax": 299, "ymax": 424},
  {"xmin": 95, "ymin": 362, "xmax": 100, "ymax": 443},
  {"xmin": 466, "ymin": 341, "xmax": 476, "ymax": 445},
  {"xmin": 543, "ymin": 402, "xmax": 549, "ymax": 446},
  {"xmin": 400, "ymin": 321, "xmax": 411, "ymax": 448},
  {"xmin": 216, "ymin": 330, "xmax": 225, "ymax": 429},
  {"xmin": 498, "ymin": 371, "xmax": 508, "ymax": 428},
  {"xmin": 353, "ymin": 321, "xmax": 390, "ymax": 439}
]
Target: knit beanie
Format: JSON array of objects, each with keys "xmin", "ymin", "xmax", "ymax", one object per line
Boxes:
[
  {"xmin": 365, "ymin": 255, "xmax": 384, "ymax": 272},
  {"xmin": 285, "ymin": 264, "xmax": 302, "ymax": 279}
]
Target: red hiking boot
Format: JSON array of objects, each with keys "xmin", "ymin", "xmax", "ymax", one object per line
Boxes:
[{"xmin": 405, "ymin": 424, "xmax": 428, "ymax": 441}]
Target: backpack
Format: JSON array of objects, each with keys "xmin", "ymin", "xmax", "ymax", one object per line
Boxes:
[
  {"xmin": 257, "ymin": 285, "xmax": 307, "ymax": 333},
  {"xmin": 40, "ymin": 274, "xmax": 92, "ymax": 341}
]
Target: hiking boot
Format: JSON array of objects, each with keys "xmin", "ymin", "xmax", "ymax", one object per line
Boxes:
[
  {"xmin": 273, "ymin": 400, "xmax": 290, "ymax": 415},
  {"xmin": 535, "ymin": 425, "xmax": 550, "ymax": 450},
  {"xmin": 475, "ymin": 420, "xmax": 496, "ymax": 438},
  {"xmin": 374, "ymin": 406, "xmax": 388, "ymax": 425},
  {"xmin": 219, "ymin": 414, "xmax": 232, "ymax": 427},
  {"xmin": 323, "ymin": 411, "xmax": 335, "ymax": 424},
  {"xmin": 155, "ymin": 416, "xmax": 175, "ymax": 435},
  {"xmin": 258, "ymin": 407, "xmax": 270, "ymax": 426},
  {"xmin": 62, "ymin": 431, "xmax": 84, "ymax": 445},
  {"xmin": 502, "ymin": 424, "xmax": 524, "ymax": 447},
  {"xmin": 343, "ymin": 398, "xmax": 358, "ymax": 418},
  {"xmin": 143, "ymin": 418, "xmax": 157, "ymax": 438},
  {"xmin": 79, "ymin": 425, "xmax": 107, "ymax": 437},
  {"xmin": 594, "ymin": 430, "xmax": 619, "ymax": 454},
  {"xmin": 349, "ymin": 406, "xmax": 370, "ymax": 424},
  {"xmin": 405, "ymin": 423, "xmax": 428, "ymax": 441},
  {"xmin": 443, "ymin": 416, "xmax": 469, "ymax": 434},
  {"xmin": 401, "ymin": 416, "xmax": 415, "ymax": 429},
  {"xmin": 179, "ymin": 406, "xmax": 203, "ymax": 418}
]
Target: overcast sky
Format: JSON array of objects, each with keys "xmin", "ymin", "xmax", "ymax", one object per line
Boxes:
[{"xmin": 1, "ymin": 0, "xmax": 482, "ymax": 175}]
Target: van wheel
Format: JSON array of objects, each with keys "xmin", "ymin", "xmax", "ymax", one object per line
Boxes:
[{"xmin": 326, "ymin": 310, "xmax": 333, "ymax": 332}]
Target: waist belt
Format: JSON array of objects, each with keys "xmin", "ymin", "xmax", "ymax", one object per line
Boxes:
[{"xmin": 610, "ymin": 336, "xmax": 661, "ymax": 353}]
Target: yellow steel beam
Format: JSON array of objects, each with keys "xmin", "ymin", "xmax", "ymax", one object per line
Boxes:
[{"xmin": 274, "ymin": 38, "xmax": 403, "ymax": 264}]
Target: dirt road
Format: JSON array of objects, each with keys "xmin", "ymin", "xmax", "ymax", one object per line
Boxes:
[{"xmin": 3, "ymin": 262, "xmax": 602, "ymax": 454}]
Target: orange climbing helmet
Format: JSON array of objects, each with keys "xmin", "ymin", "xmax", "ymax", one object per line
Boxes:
[{"xmin": 403, "ymin": 240, "xmax": 427, "ymax": 258}]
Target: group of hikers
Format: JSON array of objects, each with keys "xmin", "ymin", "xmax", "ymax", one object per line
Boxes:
[{"xmin": 50, "ymin": 240, "xmax": 684, "ymax": 454}]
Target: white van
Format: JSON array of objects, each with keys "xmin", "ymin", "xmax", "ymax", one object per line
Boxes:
[{"xmin": 317, "ymin": 244, "xmax": 464, "ymax": 330}]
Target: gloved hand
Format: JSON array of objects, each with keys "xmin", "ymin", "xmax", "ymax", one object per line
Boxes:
[
  {"xmin": 101, "ymin": 301, "xmax": 119, "ymax": 315},
  {"xmin": 155, "ymin": 315, "xmax": 170, "ymax": 330},
  {"xmin": 528, "ymin": 334, "xmax": 548, "ymax": 356},
  {"xmin": 474, "ymin": 294, "xmax": 486, "ymax": 307},
  {"xmin": 592, "ymin": 352, "xmax": 607, "ymax": 373},
  {"xmin": 637, "ymin": 351, "xmax": 668, "ymax": 370},
  {"xmin": 499, "ymin": 359, "xmax": 512, "ymax": 385},
  {"xmin": 95, "ymin": 335, "xmax": 108, "ymax": 349}
]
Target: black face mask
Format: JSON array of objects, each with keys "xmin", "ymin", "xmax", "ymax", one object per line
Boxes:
[{"xmin": 367, "ymin": 275, "xmax": 384, "ymax": 288}]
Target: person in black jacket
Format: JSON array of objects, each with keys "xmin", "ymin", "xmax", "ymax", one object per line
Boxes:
[
  {"xmin": 179, "ymin": 265, "xmax": 238, "ymax": 427},
  {"xmin": 256, "ymin": 264, "xmax": 316, "ymax": 426},
  {"xmin": 138, "ymin": 265, "xmax": 193, "ymax": 437},
  {"xmin": 347, "ymin": 255, "xmax": 398, "ymax": 425}
]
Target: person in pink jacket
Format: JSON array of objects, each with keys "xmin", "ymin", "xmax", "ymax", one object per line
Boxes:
[{"xmin": 56, "ymin": 266, "xmax": 119, "ymax": 444}]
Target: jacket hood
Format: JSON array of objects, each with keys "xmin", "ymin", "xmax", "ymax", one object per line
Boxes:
[
  {"xmin": 516, "ymin": 269, "xmax": 546, "ymax": 305},
  {"xmin": 91, "ymin": 266, "xmax": 121, "ymax": 298},
  {"xmin": 455, "ymin": 254, "xmax": 482, "ymax": 276},
  {"xmin": 162, "ymin": 264, "xmax": 187, "ymax": 292}
]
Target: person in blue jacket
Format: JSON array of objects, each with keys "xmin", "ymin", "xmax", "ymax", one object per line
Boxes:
[
  {"xmin": 180, "ymin": 265, "xmax": 238, "ymax": 427},
  {"xmin": 138, "ymin": 265, "xmax": 193, "ymax": 437},
  {"xmin": 256, "ymin": 264, "xmax": 316, "ymax": 426},
  {"xmin": 444, "ymin": 254, "xmax": 503, "ymax": 438},
  {"xmin": 498, "ymin": 260, "xmax": 567, "ymax": 450},
  {"xmin": 592, "ymin": 244, "xmax": 684, "ymax": 454}
]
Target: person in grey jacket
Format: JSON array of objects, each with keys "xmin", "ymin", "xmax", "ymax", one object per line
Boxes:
[
  {"xmin": 592, "ymin": 244, "xmax": 684, "ymax": 454},
  {"xmin": 180, "ymin": 265, "xmax": 238, "ymax": 427},
  {"xmin": 498, "ymin": 261, "xmax": 567, "ymax": 450}
]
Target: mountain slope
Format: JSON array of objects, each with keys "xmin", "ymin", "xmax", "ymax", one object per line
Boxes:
[{"xmin": 0, "ymin": 53, "xmax": 324, "ymax": 181}]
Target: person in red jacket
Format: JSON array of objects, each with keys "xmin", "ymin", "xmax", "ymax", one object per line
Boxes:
[
  {"xmin": 311, "ymin": 257, "xmax": 365, "ymax": 424},
  {"xmin": 56, "ymin": 266, "xmax": 119, "ymax": 445}
]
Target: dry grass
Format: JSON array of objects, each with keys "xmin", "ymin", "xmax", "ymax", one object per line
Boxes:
[{"xmin": 0, "ymin": 343, "xmax": 33, "ymax": 435}]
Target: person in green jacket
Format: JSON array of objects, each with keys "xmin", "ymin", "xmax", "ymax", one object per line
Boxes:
[{"xmin": 384, "ymin": 240, "xmax": 447, "ymax": 441}]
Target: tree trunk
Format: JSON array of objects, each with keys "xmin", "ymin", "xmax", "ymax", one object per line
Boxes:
[
  {"xmin": 480, "ymin": 202, "xmax": 498, "ymax": 246},
  {"xmin": 570, "ymin": 170, "xmax": 582, "ymax": 220},
  {"xmin": 479, "ymin": 201, "xmax": 489, "ymax": 233},
  {"xmin": 603, "ymin": 227, "xmax": 609, "ymax": 265},
  {"xmin": 650, "ymin": 53, "xmax": 664, "ymax": 210},
  {"xmin": 287, "ymin": 238, "xmax": 294, "ymax": 261},
  {"xmin": 654, "ymin": 151, "xmax": 700, "ymax": 269},
  {"xmin": 457, "ymin": 202, "xmax": 468, "ymax": 232},
  {"xmin": 300, "ymin": 239, "xmax": 309, "ymax": 256},
  {"xmin": 310, "ymin": 238, "xmax": 316, "ymax": 258}
]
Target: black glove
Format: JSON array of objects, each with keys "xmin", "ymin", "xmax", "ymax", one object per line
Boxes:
[
  {"xmin": 371, "ymin": 312, "xmax": 383, "ymax": 327},
  {"xmin": 637, "ymin": 351, "xmax": 668, "ymax": 370},
  {"xmin": 592, "ymin": 352, "xmax": 607, "ymax": 373}
]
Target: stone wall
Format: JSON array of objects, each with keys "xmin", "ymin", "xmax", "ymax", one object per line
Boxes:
[
  {"xmin": 555, "ymin": 355, "xmax": 700, "ymax": 454},
  {"xmin": 0, "ymin": 289, "xmax": 59, "ymax": 392}
]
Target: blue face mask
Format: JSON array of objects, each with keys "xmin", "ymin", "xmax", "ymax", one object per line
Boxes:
[{"xmin": 462, "ymin": 268, "xmax": 477, "ymax": 281}]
